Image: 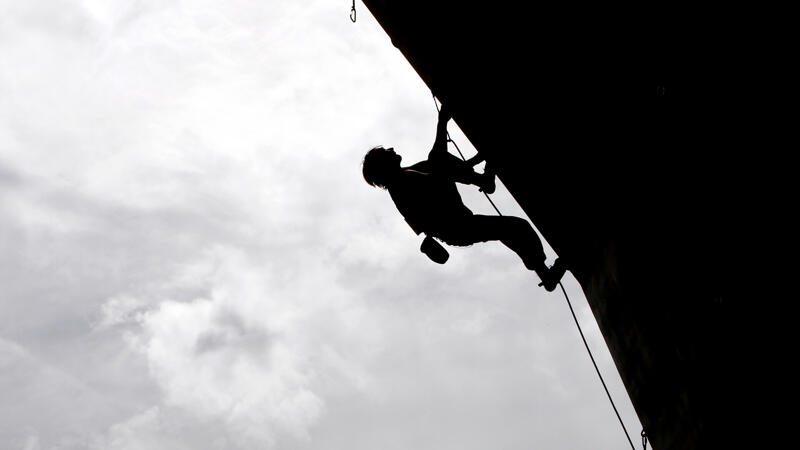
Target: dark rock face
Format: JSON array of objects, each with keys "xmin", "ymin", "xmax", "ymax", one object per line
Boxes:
[{"xmin": 363, "ymin": 1, "xmax": 786, "ymax": 448}]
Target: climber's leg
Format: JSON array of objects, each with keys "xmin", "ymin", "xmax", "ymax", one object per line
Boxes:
[{"xmin": 435, "ymin": 214, "xmax": 566, "ymax": 291}]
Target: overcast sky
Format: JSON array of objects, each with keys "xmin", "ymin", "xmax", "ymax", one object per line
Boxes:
[{"xmin": 0, "ymin": 1, "xmax": 641, "ymax": 449}]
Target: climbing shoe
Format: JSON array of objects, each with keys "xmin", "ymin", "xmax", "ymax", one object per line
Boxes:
[{"xmin": 538, "ymin": 258, "xmax": 567, "ymax": 292}]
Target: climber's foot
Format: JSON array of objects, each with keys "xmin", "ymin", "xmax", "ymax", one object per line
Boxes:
[{"xmin": 538, "ymin": 258, "xmax": 567, "ymax": 292}]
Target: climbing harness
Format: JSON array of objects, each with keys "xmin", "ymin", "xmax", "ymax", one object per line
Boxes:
[
  {"xmin": 350, "ymin": 0, "xmax": 357, "ymax": 23},
  {"xmin": 434, "ymin": 94, "xmax": 641, "ymax": 449}
]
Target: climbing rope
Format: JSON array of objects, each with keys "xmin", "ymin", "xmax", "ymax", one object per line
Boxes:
[
  {"xmin": 559, "ymin": 282, "xmax": 637, "ymax": 450},
  {"xmin": 432, "ymin": 94, "xmax": 640, "ymax": 448}
]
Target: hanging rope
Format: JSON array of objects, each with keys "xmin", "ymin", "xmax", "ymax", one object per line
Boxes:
[
  {"xmin": 559, "ymin": 282, "xmax": 637, "ymax": 450},
  {"xmin": 350, "ymin": 0, "xmax": 357, "ymax": 22}
]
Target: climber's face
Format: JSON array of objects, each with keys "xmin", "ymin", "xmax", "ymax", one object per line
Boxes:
[{"xmin": 386, "ymin": 147, "xmax": 402, "ymax": 165}]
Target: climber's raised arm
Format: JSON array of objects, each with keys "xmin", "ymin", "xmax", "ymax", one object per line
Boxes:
[{"xmin": 430, "ymin": 103, "xmax": 451, "ymax": 157}]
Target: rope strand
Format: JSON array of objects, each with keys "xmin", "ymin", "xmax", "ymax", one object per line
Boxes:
[{"xmin": 559, "ymin": 282, "xmax": 637, "ymax": 450}]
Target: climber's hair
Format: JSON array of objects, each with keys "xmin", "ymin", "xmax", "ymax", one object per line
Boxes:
[{"xmin": 362, "ymin": 146, "xmax": 397, "ymax": 190}]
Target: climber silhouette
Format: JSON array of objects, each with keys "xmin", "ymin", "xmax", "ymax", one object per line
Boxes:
[{"xmin": 363, "ymin": 103, "xmax": 567, "ymax": 291}]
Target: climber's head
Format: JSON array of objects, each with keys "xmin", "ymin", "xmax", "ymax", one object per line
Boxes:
[{"xmin": 362, "ymin": 146, "xmax": 401, "ymax": 189}]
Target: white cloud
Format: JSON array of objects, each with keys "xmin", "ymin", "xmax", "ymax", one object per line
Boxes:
[
  {"xmin": 97, "ymin": 246, "xmax": 377, "ymax": 449},
  {"xmin": 99, "ymin": 295, "xmax": 148, "ymax": 328}
]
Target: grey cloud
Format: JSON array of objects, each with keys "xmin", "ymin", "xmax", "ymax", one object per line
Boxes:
[
  {"xmin": 1, "ymin": 1, "xmax": 100, "ymax": 40},
  {"xmin": 0, "ymin": 1, "xmax": 639, "ymax": 449},
  {"xmin": 194, "ymin": 309, "xmax": 272, "ymax": 357},
  {"xmin": 0, "ymin": 161, "xmax": 23, "ymax": 187}
]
